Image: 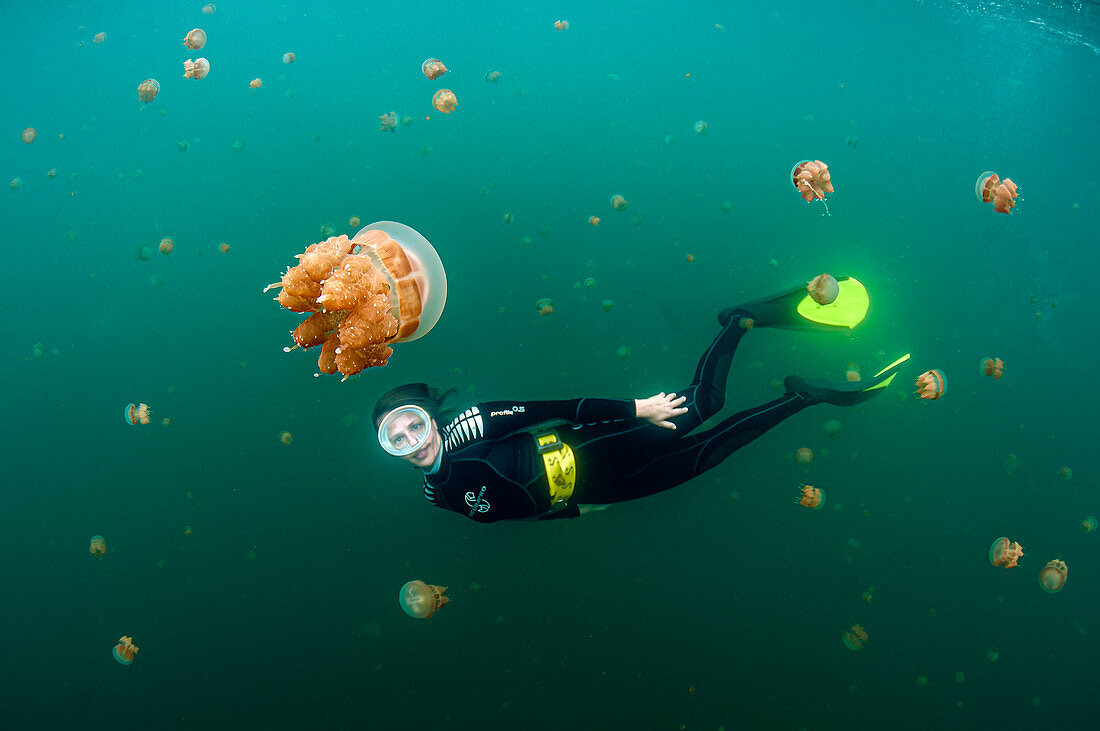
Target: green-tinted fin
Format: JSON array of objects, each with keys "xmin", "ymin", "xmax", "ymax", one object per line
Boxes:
[
  {"xmin": 872, "ymin": 353, "xmax": 911, "ymax": 380},
  {"xmin": 794, "ymin": 276, "xmax": 870, "ymax": 330}
]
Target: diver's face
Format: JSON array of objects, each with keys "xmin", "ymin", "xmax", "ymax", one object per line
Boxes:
[{"xmin": 385, "ymin": 413, "xmax": 440, "ymax": 468}]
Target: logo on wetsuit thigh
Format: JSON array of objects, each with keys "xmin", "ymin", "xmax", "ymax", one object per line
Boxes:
[
  {"xmin": 489, "ymin": 406, "xmax": 525, "ymax": 417},
  {"xmin": 465, "ymin": 486, "xmax": 490, "ymax": 515}
]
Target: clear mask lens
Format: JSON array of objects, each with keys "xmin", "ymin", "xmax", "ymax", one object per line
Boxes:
[{"xmin": 377, "ymin": 405, "xmax": 433, "ymax": 457}]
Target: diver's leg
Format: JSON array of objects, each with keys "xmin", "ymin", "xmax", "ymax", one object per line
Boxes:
[{"xmin": 671, "ymin": 312, "xmax": 753, "ymax": 433}]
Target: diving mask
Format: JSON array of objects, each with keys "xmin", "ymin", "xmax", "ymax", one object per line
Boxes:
[{"xmin": 377, "ymin": 405, "xmax": 434, "ymax": 456}]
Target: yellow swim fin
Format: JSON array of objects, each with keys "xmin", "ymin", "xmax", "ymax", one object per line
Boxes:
[{"xmin": 726, "ymin": 276, "xmax": 870, "ymax": 332}]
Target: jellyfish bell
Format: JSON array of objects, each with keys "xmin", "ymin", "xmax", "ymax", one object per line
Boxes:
[
  {"xmin": 791, "ymin": 160, "xmax": 834, "ymax": 205},
  {"xmin": 89, "ymin": 535, "xmax": 106, "ymax": 558},
  {"xmin": 610, "ymin": 194, "xmax": 629, "ymax": 211},
  {"xmin": 589, "ymin": 216, "xmax": 600, "ymax": 226},
  {"xmin": 112, "ymin": 636, "xmax": 139, "ymax": 666},
  {"xmin": 798, "ymin": 484, "xmax": 825, "ymax": 510},
  {"xmin": 842, "ymin": 625, "xmax": 868, "ymax": 651},
  {"xmin": 379, "ymin": 112, "xmax": 398, "ymax": 132},
  {"xmin": 158, "ymin": 237, "xmax": 174, "ymax": 255},
  {"xmin": 823, "ymin": 419, "xmax": 842, "ymax": 439},
  {"xmin": 421, "ymin": 58, "xmax": 447, "ymax": 80},
  {"xmin": 554, "ymin": 20, "xmax": 570, "ymax": 30},
  {"xmin": 536, "ymin": 298, "xmax": 554, "ymax": 316},
  {"xmin": 202, "ymin": 3, "xmax": 215, "ymax": 13},
  {"xmin": 250, "ymin": 78, "xmax": 262, "ymax": 89},
  {"xmin": 93, "ymin": 32, "xmax": 106, "ymax": 44},
  {"xmin": 1082, "ymin": 516, "xmax": 1097, "ymax": 534},
  {"xmin": 845, "ymin": 363, "xmax": 861, "ymax": 382},
  {"xmin": 283, "ymin": 52, "xmax": 296, "ymax": 64},
  {"xmin": 432, "ymin": 89, "xmax": 457, "ymax": 114},
  {"xmin": 975, "ymin": 171, "xmax": 1018, "ymax": 214},
  {"xmin": 807, "ymin": 274, "xmax": 839, "ymax": 305},
  {"xmin": 915, "ymin": 370, "xmax": 946, "ymax": 400},
  {"xmin": 21, "ymin": 128, "xmax": 36, "ymax": 144},
  {"xmin": 989, "ymin": 536, "xmax": 1024, "ymax": 569},
  {"xmin": 485, "ymin": 70, "xmax": 501, "ymax": 83},
  {"xmin": 183, "ymin": 58, "xmax": 210, "ymax": 80},
  {"xmin": 694, "ymin": 120, "xmax": 709, "ymax": 135},
  {"xmin": 124, "ymin": 403, "xmax": 151, "ymax": 425},
  {"xmin": 399, "ymin": 580, "xmax": 449, "ymax": 619},
  {"xmin": 980, "ymin": 357, "xmax": 1004, "ymax": 379},
  {"xmin": 1039, "ymin": 559, "xmax": 1068, "ymax": 593},
  {"xmin": 795, "ymin": 447, "xmax": 813, "ymax": 465},
  {"xmin": 137, "ymin": 79, "xmax": 160, "ymax": 103},
  {"xmin": 183, "ymin": 28, "xmax": 206, "ymax": 50}
]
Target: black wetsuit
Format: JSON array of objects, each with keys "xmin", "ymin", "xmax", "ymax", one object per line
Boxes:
[{"xmin": 424, "ymin": 315, "xmax": 815, "ymax": 523}]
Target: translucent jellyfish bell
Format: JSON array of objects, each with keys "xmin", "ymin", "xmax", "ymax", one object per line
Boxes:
[
  {"xmin": 351, "ymin": 221, "xmax": 448, "ymax": 343},
  {"xmin": 399, "ymin": 580, "xmax": 449, "ymax": 619}
]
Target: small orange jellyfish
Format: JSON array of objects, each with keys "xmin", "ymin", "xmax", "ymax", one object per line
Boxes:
[
  {"xmin": 1082, "ymin": 516, "xmax": 1097, "ymax": 534},
  {"xmin": 798, "ymin": 484, "xmax": 826, "ymax": 510},
  {"xmin": 219, "ymin": 242, "xmax": 230, "ymax": 253},
  {"xmin": 349, "ymin": 216, "xmax": 361, "ymax": 228},
  {"xmin": 536, "ymin": 298, "xmax": 554, "ymax": 316},
  {"xmin": 795, "ymin": 447, "xmax": 813, "ymax": 465},
  {"xmin": 915, "ymin": 370, "xmax": 946, "ymax": 400},
  {"xmin": 138, "ymin": 79, "xmax": 160, "ymax": 103},
  {"xmin": 379, "ymin": 112, "xmax": 398, "ymax": 132},
  {"xmin": 158, "ymin": 237, "xmax": 174, "ymax": 255},
  {"xmin": 975, "ymin": 171, "xmax": 1019, "ymax": 214},
  {"xmin": 980, "ymin": 357, "xmax": 1004, "ymax": 379},
  {"xmin": 283, "ymin": 52, "xmax": 296, "ymax": 64},
  {"xmin": 10, "ymin": 177, "xmax": 22, "ymax": 190},
  {"xmin": 21, "ymin": 127, "xmax": 36, "ymax": 144},
  {"xmin": 399, "ymin": 580, "xmax": 449, "ymax": 619},
  {"xmin": 845, "ymin": 363, "xmax": 861, "ymax": 382},
  {"xmin": 791, "ymin": 160, "xmax": 834, "ymax": 213},
  {"xmin": 422, "ymin": 58, "xmax": 448, "ymax": 80},
  {"xmin": 842, "ymin": 625, "xmax": 868, "ymax": 651},
  {"xmin": 93, "ymin": 33, "xmax": 106, "ymax": 44},
  {"xmin": 183, "ymin": 28, "xmax": 206, "ymax": 50},
  {"xmin": 694, "ymin": 120, "xmax": 709, "ymax": 135},
  {"xmin": 807, "ymin": 273, "xmax": 839, "ymax": 305},
  {"xmin": 202, "ymin": 4, "xmax": 215, "ymax": 14},
  {"xmin": 250, "ymin": 78, "xmax": 262, "ymax": 89},
  {"xmin": 686, "ymin": 254, "xmax": 695, "ymax": 263},
  {"xmin": 183, "ymin": 525, "xmax": 193, "ymax": 536},
  {"xmin": 89, "ymin": 535, "xmax": 106, "ymax": 558},
  {"xmin": 610, "ymin": 194, "xmax": 629, "ymax": 211},
  {"xmin": 47, "ymin": 168, "xmax": 57, "ymax": 179},
  {"xmin": 989, "ymin": 536, "xmax": 1024, "ymax": 569},
  {"xmin": 112, "ymin": 636, "xmax": 139, "ymax": 666},
  {"xmin": 1039, "ymin": 559, "xmax": 1068, "ymax": 593},
  {"xmin": 589, "ymin": 216, "xmax": 600, "ymax": 226},
  {"xmin": 279, "ymin": 431, "xmax": 292, "ymax": 444},
  {"xmin": 183, "ymin": 58, "xmax": 210, "ymax": 80},
  {"xmin": 432, "ymin": 89, "xmax": 457, "ymax": 114},
  {"xmin": 124, "ymin": 403, "xmax": 151, "ymax": 425},
  {"xmin": 485, "ymin": 70, "xmax": 501, "ymax": 83},
  {"xmin": 554, "ymin": 20, "xmax": 570, "ymax": 30}
]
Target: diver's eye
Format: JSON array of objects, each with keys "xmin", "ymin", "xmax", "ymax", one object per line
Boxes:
[
  {"xmin": 392, "ymin": 435, "xmax": 405, "ymax": 446},
  {"xmin": 411, "ymin": 423, "xmax": 423, "ymax": 432}
]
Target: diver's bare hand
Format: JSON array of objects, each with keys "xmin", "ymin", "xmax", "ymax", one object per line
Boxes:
[{"xmin": 634, "ymin": 392, "xmax": 688, "ymax": 430}]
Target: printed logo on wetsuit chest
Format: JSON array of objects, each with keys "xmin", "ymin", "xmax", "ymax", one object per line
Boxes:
[
  {"xmin": 489, "ymin": 406, "xmax": 525, "ymax": 417},
  {"xmin": 465, "ymin": 486, "xmax": 490, "ymax": 515}
]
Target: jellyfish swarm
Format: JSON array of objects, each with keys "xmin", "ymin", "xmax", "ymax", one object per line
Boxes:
[
  {"xmin": 137, "ymin": 79, "xmax": 160, "ymax": 103},
  {"xmin": 183, "ymin": 28, "xmax": 206, "ymax": 50},
  {"xmin": 399, "ymin": 580, "xmax": 449, "ymax": 619},
  {"xmin": 807, "ymin": 274, "xmax": 839, "ymax": 305},
  {"xmin": 432, "ymin": 89, "xmax": 457, "ymax": 114},
  {"xmin": 267, "ymin": 221, "xmax": 447, "ymax": 379},
  {"xmin": 915, "ymin": 370, "xmax": 946, "ymax": 400},
  {"xmin": 791, "ymin": 160, "xmax": 833, "ymax": 207},
  {"xmin": 89, "ymin": 535, "xmax": 106, "ymax": 558},
  {"xmin": 975, "ymin": 171, "xmax": 1018, "ymax": 214},
  {"xmin": 980, "ymin": 357, "xmax": 1004, "ymax": 379},
  {"xmin": 124, "ymin": 403, "xmax": 151, "ymax": 425},
  {"xmin": 1039, "ymin": 560, "xmax": 1068, "ymax": 593},
  {"xmin": 422, "ymin": 58, "xmax": 447, "ymax": 80},
  {"xmin": 183, "ymin": 58, "xmax": 210, "ymax": 79},
  {"xmin": 112, "ymin": 636, "xmax": 139, "ymax": 665},
  {"xmin": 798, "ymin": 485, "xmax": 825, "ymax": 510},
  {"xmin": 989, "ymin": 537, "xmax": 1024, "ymax": 569},
  {"xmin": 842, "ymin": 625, "xmax": 868, "ymax": 651}
]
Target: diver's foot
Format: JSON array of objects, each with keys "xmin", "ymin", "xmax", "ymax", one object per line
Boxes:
[
  {"xmin": 720, "ymin": 277, "xmax": 870, "ymax": 332},
  {"xmin": 785, "ymin": 353, "xmax": 911, "ymax": 406}
]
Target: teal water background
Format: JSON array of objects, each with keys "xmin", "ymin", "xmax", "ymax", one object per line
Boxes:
[{"xmin": 2, "ymin": 1, "xmax": 1098, "ymax": 728}]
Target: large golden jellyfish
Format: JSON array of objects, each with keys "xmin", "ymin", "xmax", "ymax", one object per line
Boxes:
[
  {"xmin": 791, "ymin": 160, "xmax": 833, "ymax": 211},
  {"xmin": 267, "ymin": 221, "xmax": 447, "ymax": 379},
  {"xmin": 422, "ymin": 58, "xmax": 447, "ymax": 80},
  {"xmin": 798, "ymin": 484, "xmax": 825, "ymax": 510},
  {"xmin": 124, "ymin": 403, "xmax": 151, "ymax": 425},
  {"xmin": 980, "ymin": 357, "xmax": 1004, "ymax": 379},
  {"xmin": 399, "ymin": 580, "xmax": 449, "ymax": 619},
  {"xmin": 183, "ymin": 58, "xmax": 210, "ymax": 79},
  {"xmin": 183, "ymin": 28, "xmax": 206, "ymax": 50},
  {"xmin": 975, "ymin": 171, "xmax": 1018, "ymax": 214},
  {"xmin": 1039, "ymin": 559, "xmax": 1068, "ymax": 593},
  {"xmin": 989, "ymin": 536, "xmax": 1024, "ymax": 569},
  {"xmin": 137, "ymin": 79, "xmax": 160, "ymax": 103},
  {"xmin": 915, "ymin": 370, "xmax": 946, "ymax": 400},
  {"xmin": 807, "ymin": 273, "xmax": 839, "ymax": 305},
  {"xmin": 842, "ymin": 625, "xmax": 868, "ymax": 651},
  {"xmin": 89, "ymin": 535, "xmax": 106, "ymax": 558},
  {"xmin": 112, "ymin": 636, "xmax": 139, "ymax": 666},
  {"xmin": 432, "ymin": 89, "xmax": 457, "ymax": 114}
]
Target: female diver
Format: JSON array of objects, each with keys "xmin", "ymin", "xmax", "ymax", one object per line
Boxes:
[{"xmin": 373, "ymin": 278, "xmax": 909, "ymax": 523}]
